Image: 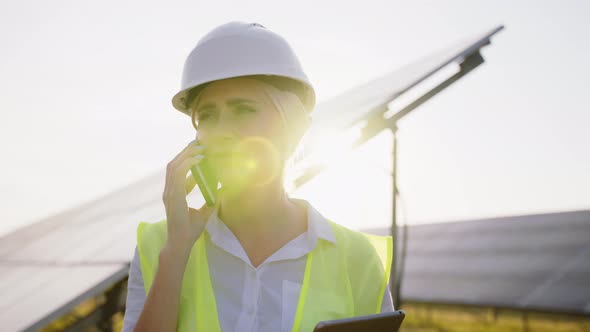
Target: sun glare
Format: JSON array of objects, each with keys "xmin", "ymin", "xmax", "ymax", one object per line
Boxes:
[{"xmin": 289, "ymin": 125, "xmax": 393, "ymax": 231}]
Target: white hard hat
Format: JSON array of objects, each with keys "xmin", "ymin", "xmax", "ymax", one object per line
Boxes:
[{"xmin": 172, "ymin": 21, "xmax": 316, "ymax": 115}]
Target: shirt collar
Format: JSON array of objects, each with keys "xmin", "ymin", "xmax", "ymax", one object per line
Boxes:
[
  {"xmin": 300, "ymin": 198, "xmax": 336, "ymax": 244},
  {"xmin": 204, "ymin": 198, "xmax": 336, "ymax": 256}
]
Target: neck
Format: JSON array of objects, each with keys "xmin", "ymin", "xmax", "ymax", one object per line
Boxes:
[{"xmin": 217, "ymin": 175, "xmax": 307, "ymax": 264}]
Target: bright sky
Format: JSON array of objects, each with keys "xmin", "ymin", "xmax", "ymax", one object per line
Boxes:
[{"xmin": 1, "ymin": 0, "xmax": 589, "ymax": 236}]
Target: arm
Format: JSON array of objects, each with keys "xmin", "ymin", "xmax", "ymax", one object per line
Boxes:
[
  {"xmin": 131, "ymin": 243, "xmax": 192, "ymax": 332},
  {"xmin": 122, "ymin": 248, "xmax": 146, "ymax": 332},
  {"xmin": 127, "ymin": 139, "xmax": 211, "ymax": 331}
]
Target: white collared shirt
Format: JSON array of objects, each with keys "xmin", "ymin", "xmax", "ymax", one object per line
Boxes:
[{"xmin": 122, "ymin": 199, "xmax": 393, "ymax": 332}]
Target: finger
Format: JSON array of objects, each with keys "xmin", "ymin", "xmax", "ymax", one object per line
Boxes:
[
  {"xmin": 170, "ymin": 144, "xmax": 205, "ymax": 167},
  {"xmin": 177, "ymin": 155, "xmax": 205, "ymax": 183},
  {"xmin": 191, "ymin": 203, "xmax": 215, "ymax": 219},
  {"xmin": 165, "ymin": 155, "xmax": 204, "ymax": 198},
  {"xmin": 165, "ymin": 144, "xmax": 205, "ymax": 190}
]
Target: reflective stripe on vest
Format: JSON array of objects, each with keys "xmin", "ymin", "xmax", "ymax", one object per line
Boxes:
[{"xmin": 137, "ymin": 220, "xmax": 392, "ymax": 332}]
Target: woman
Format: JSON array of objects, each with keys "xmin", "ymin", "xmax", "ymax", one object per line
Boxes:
[{"xmin": 122, "ymin": 21, "xmax": 393, "ymax": 332}]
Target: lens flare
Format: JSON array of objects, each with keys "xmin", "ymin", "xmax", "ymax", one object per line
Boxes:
[
  {"xmin": 237, "ymin": 136, "xmax": 282, "ymax": 187},
  {"xmin": 217, "ymin": 136, "xmax": 283, "ymax": 198}
]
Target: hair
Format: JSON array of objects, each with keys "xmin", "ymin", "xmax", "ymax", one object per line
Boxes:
[{"xmin": 186, "ymin": 75, "xmax": 308, "ymax": 112}]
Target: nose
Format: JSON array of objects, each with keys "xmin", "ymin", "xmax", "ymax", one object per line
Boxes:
[
  {"xmin": 214, "ymin": 111, "xmax": 239, "ymax": 136},
  {"xmin": 203, "ymin": 112, "xmax": 240, "ymax": 151}
]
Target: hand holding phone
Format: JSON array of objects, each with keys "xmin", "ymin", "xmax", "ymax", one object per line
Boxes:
[{"xmin": 162, "ymin": 138, "xmax": 214, "ymax": 254}]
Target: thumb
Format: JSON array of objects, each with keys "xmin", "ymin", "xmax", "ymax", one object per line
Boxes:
[{"xmin": 192, "ymin": 202, "xmax": 216, "ymax": 219}]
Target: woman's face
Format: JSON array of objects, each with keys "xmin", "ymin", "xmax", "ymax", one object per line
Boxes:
[{"xmin": 190, "ymin": 77, "xmax": 286, "ymax": 190}]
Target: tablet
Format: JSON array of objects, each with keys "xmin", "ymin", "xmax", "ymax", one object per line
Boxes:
[{"xmin": 313, "ymin": 310, "xmax": 405, "ymax": 332}]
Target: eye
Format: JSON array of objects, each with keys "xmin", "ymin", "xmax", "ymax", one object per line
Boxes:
[
  {"xmin": 197, "ymin": 111, "xmax": 215, "ymax": 122},
  {"xmin": 235, "ymin": 106, "xmax": 256, "ymax": 115}
]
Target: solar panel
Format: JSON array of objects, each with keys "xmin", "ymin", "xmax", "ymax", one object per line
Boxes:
[
  {"xmin": 382, "ymin": 210, "xmax": 590, "ymax": 314},
  {"xmin": 0, "ymin": 172, "xmax": 166, "ymax": 331},
  {"xmin": 296, "ymin": 26, "xmax": 504, "ymax": 170},
  {"xmin": 290, "ymin": 26, "xmax": 503, "ymax": 189},
  {"xmin": 0, "ymin": 264, "xmax": 128, "ymax": 332}
]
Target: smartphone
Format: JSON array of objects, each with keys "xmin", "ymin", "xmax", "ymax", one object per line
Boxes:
[{"xmin": 190, "ymin": 139, "xmax": 218, "ymax": 206}]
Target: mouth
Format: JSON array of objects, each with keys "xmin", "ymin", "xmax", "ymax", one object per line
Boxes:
[
  {"xmin": 209, "ymin": 150, "xmax": 248, "ymax": 167},
  {"xmin": 209, "ymin": 149, "xmax": 239, "ymax": 160}
]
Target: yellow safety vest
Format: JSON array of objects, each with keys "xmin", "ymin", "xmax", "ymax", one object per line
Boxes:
[{"xmin": 137, "ymin": 219, "xmax": 392, "ymax": 332}]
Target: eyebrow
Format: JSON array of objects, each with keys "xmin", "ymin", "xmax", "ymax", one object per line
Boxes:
[{"xmin": 196, "ymin": 98, "xmax": 260, "ymax": 113}]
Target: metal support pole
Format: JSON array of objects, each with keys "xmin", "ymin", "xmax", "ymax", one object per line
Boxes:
[{"xmin": 389, "ymin": 124, "xmax": 400, "ymax": 309}]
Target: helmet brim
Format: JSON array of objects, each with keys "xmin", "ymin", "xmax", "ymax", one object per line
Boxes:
[{"xmin": 171, "ymin": 74, "xmax": 315, "ymax": 117}]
